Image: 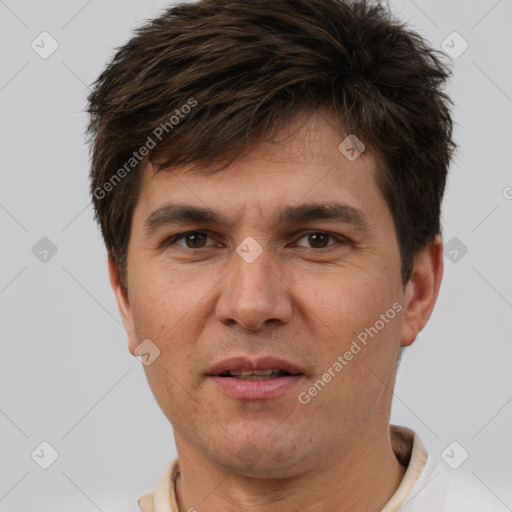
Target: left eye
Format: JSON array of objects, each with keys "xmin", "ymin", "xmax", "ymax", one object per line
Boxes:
[{"xmin": 295, "ymin": 232, "xmax": 338, "ymax": 249}]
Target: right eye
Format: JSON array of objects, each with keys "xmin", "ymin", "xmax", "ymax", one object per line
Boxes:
[{"xmin": 165, "ymin": 231, "xmax": 217, "ymax": 249}]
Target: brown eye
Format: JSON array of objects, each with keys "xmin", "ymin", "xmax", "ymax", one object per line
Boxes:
[
  {"xmin": 296, "ymin": 232, "xmax": 337, "ymax": 249},
  {"xmin": 173, "ymin": 231, "xmax": 212, "ymax": 248},
  {"xmin": 307, "ymin": 233, "xmax": 330, "ymax": 248}
]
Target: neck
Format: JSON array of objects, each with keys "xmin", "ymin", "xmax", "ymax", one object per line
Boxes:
[{"xmin": 175, "ymin": 425, "xmax": 406, "ymax": 512}]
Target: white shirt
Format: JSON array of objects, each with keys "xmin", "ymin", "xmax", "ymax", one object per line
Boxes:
[{"xmin": 137, "ymin": 425, "xmax": 499, "ymax": 511}]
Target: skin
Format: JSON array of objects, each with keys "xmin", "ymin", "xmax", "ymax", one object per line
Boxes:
[{"xmin": 109, "ymin": 111, "xmax": 443, "ymax": 512}]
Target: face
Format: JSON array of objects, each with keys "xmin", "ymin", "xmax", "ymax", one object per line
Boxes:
[{"xmin": 111, "ymin": 112, "xmax": 442, "ymax": 478}]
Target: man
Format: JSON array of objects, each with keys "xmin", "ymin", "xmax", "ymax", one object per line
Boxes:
[{"xmin": 86, "ymin": 0, "xmax": 497, "ymax": 510}]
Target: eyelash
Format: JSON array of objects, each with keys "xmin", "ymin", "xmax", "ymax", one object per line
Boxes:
[{"xmin": 164, "ymin": 230, "xmax": 350, "ymax": 250}]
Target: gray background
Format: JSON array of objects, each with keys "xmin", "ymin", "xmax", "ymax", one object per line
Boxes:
[{"xmin": 1, "ymin": 0, "xmax": 511, "ymax": 510}]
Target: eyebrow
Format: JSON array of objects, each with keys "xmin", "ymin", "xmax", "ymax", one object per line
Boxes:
[{"xmin": 143, "ymin": 201, "xmax": 371, "ymax": 236}]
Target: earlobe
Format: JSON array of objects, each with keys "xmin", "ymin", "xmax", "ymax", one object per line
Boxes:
[
  {"xmin": 108, "ymin": 256, "xmax": 138, "ymax": 355},
  {"xmin": 400, "ymin": 235, "xmax": 444, "ymax": 347}
]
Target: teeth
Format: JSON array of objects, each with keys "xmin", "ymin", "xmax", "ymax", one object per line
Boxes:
[
  {"xmin": 253, "ymin": 369, "xmax": 275, "ymax": 376},
  {"xmin": 226, "ymin": 369, "xmax": 282, "ymax": 380}
]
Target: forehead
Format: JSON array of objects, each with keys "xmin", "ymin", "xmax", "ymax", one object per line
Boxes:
[{"xmin": 134, "ymin": 112, "xmax": 385, "ymax": 226}]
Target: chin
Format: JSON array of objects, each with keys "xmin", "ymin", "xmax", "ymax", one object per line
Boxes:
[{"xmin": 208, "ymin": 434, "xmax": 308, "ymax": 479}]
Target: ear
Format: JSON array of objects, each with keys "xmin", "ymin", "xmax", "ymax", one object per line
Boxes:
[
  {"xmin": 401, "ymin": 235, "xmax": 444, "ymax": 347},
  {"xmin": 108, "ymin": 256, "xmax": 138, "ymax": 355}
]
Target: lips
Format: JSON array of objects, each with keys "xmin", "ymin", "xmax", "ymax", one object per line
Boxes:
[
  {"xmin": 222, "ymin": 369, "xmax": 291, "ymax": 380},
  {"xmin": 207, "ymin": 356, "xmax": 305, "ymax": 399},
  {"xmin": 207, "ymin": 356, "xmax": 304, "ymax": 378}
]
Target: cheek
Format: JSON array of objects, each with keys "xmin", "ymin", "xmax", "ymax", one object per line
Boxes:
[
  {"xmin": 296, "ymin": 268, "xmax": 403, "ymax": 369},
  {"xmin": 128, "ymin": 266, "xmax": 204, "ymax": 337},
  {"xmin": 302, "ymin": 270, "xmax": 391, "ymax": 328},
  {"xmin": 142, "ymin": 360, "xmax": 193, "ymax": 430},
  {"xmin": 128, "ymin": 270, "xmax": 218, "ymax": 392}
]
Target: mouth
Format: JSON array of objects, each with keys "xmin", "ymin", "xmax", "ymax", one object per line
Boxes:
[
  {"xmin": 216, "ymin": 369, "xmax": 301, "ymax": 380},
  {"xmin": 207, "ymin": 357, "xmax": 305, "ymax": 400}
]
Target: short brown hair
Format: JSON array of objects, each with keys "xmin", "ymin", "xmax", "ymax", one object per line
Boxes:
[{"xmin": 86, "ymin": 0, "xmax": 455, "ymax": 291}]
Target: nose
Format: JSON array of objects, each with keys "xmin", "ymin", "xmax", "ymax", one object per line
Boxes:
[{"xmin": 215, "ymin": 246, "xmax": 293, "ymax": 331}]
